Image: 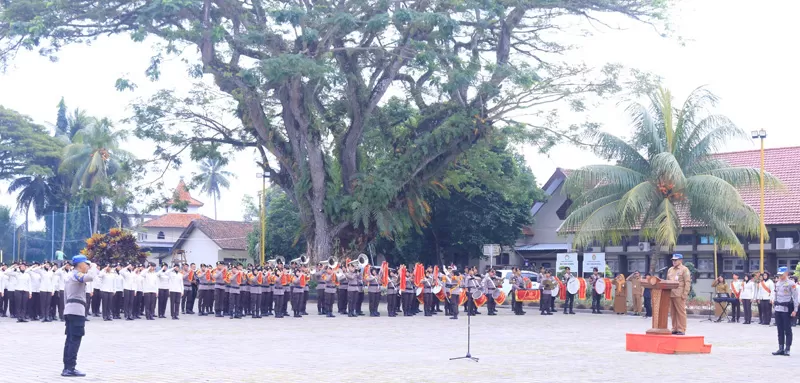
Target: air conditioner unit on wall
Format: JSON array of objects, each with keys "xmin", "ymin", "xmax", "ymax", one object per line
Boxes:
[
  {"xmin": 776, "ymin": 237, "xmax": 795, "ymax": 250},
  {"xmin": 638, "ymin": 242, "xmax": 650, "ymax": 252}
]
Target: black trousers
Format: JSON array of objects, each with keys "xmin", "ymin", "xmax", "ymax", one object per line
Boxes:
[
  {"xmin": 776, "ymin": 311, "xmax": 794, "ymax": 346},
  {"xmin": 337, "ymin": 289, "xmax": 347, "ymax": 313},
  {"xmin": 730, "ymin": 299, "xmax": 741, "ymax": 321},
  {"xmin": 101, "ymin": 291, "xmax": 113, "ymax": 319},
  {"xmin": 170, "ymin": 291, "xmax": 181, "ymax": 318},
  {"xmin": 39, "ymin": 291, "xmax": 52, "ymax": 320},
  {"xmin": 541, "ymin": 293, "xmax": 552, "ymax": 313},
  {"xmin": 214, "ymin": 288, "xmax": 225, "ymax": 314},
  {"xmin": 273, "ymin": 294, "xmax": 285, "ymax": 317},
  {"xmin": 144, "ymin": 292, "xmax": 156, "ymax": 319},
  {"xmin": 451, "ymin": 294, "xmax": 460, "ymax": 318},
  {"xmin": 251, "ymin": 293, "xmax": 261, "ymax": 316},
  {"xmin": 368, "ymin": 291, "xmax": 380, "ymax": 314},
  {"xmin": 91, "ymin": 289, "xmax": 101, "ymax": 315},
  {"xmin": 113, "ymin": 292, "xmax": 123, "ymax": 317},
  {"xmin": 387, "ymin": 293, "xmax": 398, "ymax": 315},
  {"xmin": 241, "ymin": 291, "xmax": 250, "ymax": 314},
  {"xmin": 564, "ymin": 293, "xmax": 575, "ymax": 312},
  {"xmin": 196, "ymin": 289, "xmax": 205, "ymax": 313},
  {"xmin": 1, "ymin": 289, "xmax": 8, "ymax": 315},
  {"xmin": 263, "ymin": 291, "xmax": 272, "ymax": 314},
  {"xmin": 135, "ymin": 292, "xmax": 144, "ymax": 316},
  {"xmin": 291, "ymin": 292, "xmax": 303, "ymax": 314},
  {"xmin": 759, "ymin": 300, "xmax": 772, "ymax": 324},
  {"xmin": 423, "ymin": 292, "xmax": 433, "ymax": 315},
  {"xmin": 326, "ymin": 292, "xmax": 336, "ymax": 315},
  {"xmin": 30, "ymin": 292, "xmax": 40, "ymax": 319},
  {"xmin": 401, "ymin": 292, "xmax": 412, "ymax": 315},
  {"xmin": 123, "ymin": 290, "xmax": 135, "ymax": 319},
  {"xmin": 181, "ymin": 287, "xmax": 192, "ymax": 313},
  {"xmin": 281, "ymin": 291, "xmax": 289, "ymax": 314},
  {"xmin": 84, "ymin": 293, "xmax": 91, "ymax": 316},
  {"xmin": 644, "ymin": 296, "xmax": 652, "ymax": 317},
  {"xmin": 550, "ymin": 295, "xmax": 556, "ymax": 312},
  {"xmin": 157, "ymin": 289, "xmax": 169, "ymax": 317},
  {"xmin": 54, "ymin": 291, "xmax": 65, "ymax": 319},
  {"xmin": 487, "ymin": 295, "xmax": 496, "ymax": 313},
  {"xmin": 317, "ymin": 289, "xmax": 325, "ymax": 313},
  {"xmin": 592, "ymin": 292, "xmax": 602, "ymax": 311},
  {"xmin": 356, "ymin": 291, "xmax": 364, "ymax": 313},
  {"xmin": 63, "ymin": 314, "xmax": 86, "ymax": 370},
  {"xmin": 15, "ymin": 290, "xmax": 29, "ymax": 319},
  {"xmin": 347, "ymin": 290, "xmax": 358, "ymax": 315},
  {"xmin": 230, "ymin": 292, "xmax": 242, "ymax": 317},
  {"xmin": 743, "ymin": 299, "xmax": 752, "ymax": 323},
  {"xmin": 302, "ymin": 290, "xmax": 309, "ymax": 313}
]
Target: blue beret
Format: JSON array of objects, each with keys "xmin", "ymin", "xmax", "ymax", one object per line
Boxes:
[
  {"xmin": 778, "ymin": 266, "xmax": 789, "ymax": 274},
  {"xmin": 671, "ymin": 253, "xmax": 684, "ymax": 260},
  {"xmin": 72, "ymin": 255, "xmax": 88, "ymax": 264}
]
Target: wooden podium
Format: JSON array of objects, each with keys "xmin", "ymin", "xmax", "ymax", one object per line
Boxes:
[{"xmin": 625, "ymin": 276, "xmax": 712, "ymax": 354}]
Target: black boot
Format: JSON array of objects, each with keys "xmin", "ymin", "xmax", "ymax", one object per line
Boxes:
[
  {"xmin": 773, "ymin": 345, "xmax": 785, "ymax": 356},
  {"xmin": 785, "ymin": 345, "xmax": 791, "ymax": 356}
]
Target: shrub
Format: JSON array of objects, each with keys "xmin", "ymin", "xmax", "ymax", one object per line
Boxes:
[{"xmin": 80, "ymin": 228, "xmax": 149, "ymax": 265}]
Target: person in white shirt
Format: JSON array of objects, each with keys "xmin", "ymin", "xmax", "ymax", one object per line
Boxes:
[
  {"xmin": 98, "ymin": 265, "xmax": 116, "ymax": 321},
  {"xmin": 6, "ymin": 262, "xmax": 32, "ymax": 322},
  {"xmin": 757, "ymin": 272, "xmax": 775, "ymax": 326},
  {"xmin": 142, "ymin": 263, "xmax": 159, "ymax": 320},
  {"xmin": 157, "ymin": 264, "xmax": 170, "ymax": 318},
  {"xmin": 29, "ymin": 263, "xmax": 42, "ymax": 320},
  {"xmin": 134, "ymin": 266, "xmax": 145, "ymax": 318},
  {"xmin": 84, "ymin": 279, "xmax": 93, "ymax": 319},
  {"xmin": 112, "ymin": 265, "xmax": 125, "ymax": 319},
  {"xmin": 54, "ymin": 263, "xmax": 70, "ymax": 321},
  {"xmin": 0, "ymin": 264, "xmax": 8, "ymax": 317},
  {"xmin": 32, "ymin": 263, "xmax": 55, "ymax": 322},
  {"xmin": 740, "ymin": 274, "xmax": 756, "ymax": 325},
  {"xmin": 168, "ymin": 264, "xmax": 184, "ymax": 320}
]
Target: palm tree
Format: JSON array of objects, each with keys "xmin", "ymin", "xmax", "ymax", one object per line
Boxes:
[
  {"xmin": 8, "ymin": 171, "xmax": 53, "ymax": 259},
  {"xmin": 60, "ymin": 118, "xmax": 130, "ymax": 233},
  {"xmin": 196, "ymin": 158, "xmax": 233, "ymax": 219},
  {"xmin": 560, "ymin": 87, "xmax": 783, "ymax": 272}
]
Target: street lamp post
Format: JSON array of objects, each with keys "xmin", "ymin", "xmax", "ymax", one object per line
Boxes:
[
  {"xmin": 751, "ymin": 129, "xmax": 767, "ymax": 272},
  {"xmin": 257, "ymin": 171, "xmax": 271, "ymax": 266}
]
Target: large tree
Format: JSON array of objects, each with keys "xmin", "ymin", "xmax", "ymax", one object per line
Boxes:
[
  {"xmin": 0, "ymin": 106, "xmax": 63, "ymax": 180},
  {"xmin": 8, "ymin": 170, "xmax": 53, "ymax": 259},
  {"xmin": 559, "ymin": 87, "xmax": 783, "ymax": 272},
  {"xmin": 1, "ymin": 0, "xmax": 667, "ymax": 260}
]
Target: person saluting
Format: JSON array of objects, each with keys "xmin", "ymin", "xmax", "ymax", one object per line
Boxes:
[{"xmin": 62, "ymin": 255, "xmax": 99, "ymax": 377}]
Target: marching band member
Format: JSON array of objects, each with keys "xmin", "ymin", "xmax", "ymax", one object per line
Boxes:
[
  {"xmin": 741, "ymin": 274, "xmax": 755, "ymax": 324},
  {"xmin": 156, "ymin": 264, "xmax": 170, "ymax": 318},
  {"xmin": 315, "ymin": 264, "xmax": 326, "ymax": 315},
  {"xmin": 212, "ymin": 262, "xmax": 226, "ymax": 317},
  {"xmin": 402, "ymin": 267, "xmax": 414, "ymax": 316},
  {"xmin": 272, "ymin": 268, "xmax": 286, "ymax": 318},
  {"xmin": 302, "ymin": 266, "xmax": 311, "ymax": 316},
  {"xmin": 626, "ymin": 271, "xmax": 643, "ymax": 316},
  {"xmin": 483, "ymin": 269, "xmax": 498, "ymax": 316},
  {"xmin": 562, "ymin": 267, "xmax": 576, "ymax": 315},
  {"xmin": 367, "ymin": 268, "xmax": 381, "ymax": 317},
  {"xmin": 712, "ymin": 275, "xmax": 730, "ymax": 321},
  {"xmin": 180, "ymin": 264, "xmax": 194, "ymax": 315},
  {"xmin": 291, "ymin": 268, "xmax": 304, "ymax": 318},
  {"xmin": 509, "ymin": 267, "xmax": 520, "ymax": 315},
  {"xmin": 337, "ymin": 266, "xmax": 348, "ymax": 315},
  {"xmin": 324, "ymin": 266, "xmax": 337, "ymax": 318},
  {"xmin": 228, "ymin": 264, "xmax": 243, "ymax": 319},
  {"xmin": 356, "ymin": 266, "xmax": 365, "ymax": 316},
  {"xmin": 241, "ymin": 266, "xmax": 252, "ymax": 316},
  {"xmin": 386, "ymin": 269, "xmax": 399, "ymax": 317},
  {"xmin": 771, "ymin": 266, "xmax": 798, "ymax": 356},
  {"xmin": 590, "ymin": 267, "xmax": 602, "ymax": 314},
  {"xmin": 346, "ymin": 263, "xmax": 359, "ymax": 318},
  {"xmin": 450, "ymin": 271, "xmax": 461, "ymax": 320},
  {"xmin": 432, "ymin": 268, "xmax": 442, "ymax": 314},
  {"xmin": 758, "ymin": 272, "xmax": 774, "ymax": 325},
  {"xmin": 465, "ymin": 268, "xmax": 478, "ymax": 316},
  {"xmin": 251, "ymin": 268, "xmax": 263, "ymax": 318},
  {"xmin": 263, "ymin": 268, "xmax": 273, "ymax": 317},
  {"xmin": 730, "ymin": 273, "xmax": 743, "ymax": 323},
  {"xmin": 423, "ymin": 269, "xmax": 434, "ymax": 317},
  {"xmin": 195, "ymin": 264, "xmax": 207, "ymax": 316},
  {"xmin": 540, "ymin": 270, "xmax": 553, "ymax": 316}
]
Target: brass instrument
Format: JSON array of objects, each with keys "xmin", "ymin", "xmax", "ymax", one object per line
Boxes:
[
  {"xmin": 267, "ymin": 256, "xmax": 286, "ymax": 267},
  {"xmin": 346, "ymin": 254, "xmax": 369, "ymax": 270},
  {"xmin": 542, "ymin": 277, "xmax": 555, "ymax": 290},
  {"xmin": 290, "ymin": 254, "xmax": 309, "ymax": 265},
  {"xmin": 319, "ymin": 257, "xmax": 338, "ymax": 268}
]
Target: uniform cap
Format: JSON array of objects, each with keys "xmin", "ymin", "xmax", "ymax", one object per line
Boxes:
[
  {"xmin": 778, "ymin": 266, "xmax": 789, "ymax": 274},
  {"xmin": 72, "ymin": 255, "xmax": 88, "ymax": 264},
  {"xmin": 671, "ymin": 253, "xmax": 684, "ymax": 260}
]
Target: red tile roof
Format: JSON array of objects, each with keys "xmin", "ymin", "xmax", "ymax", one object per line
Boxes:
[
  {"xmin": 168, "ymin": 180, "xmax": 204, "ymax": 207},
  {"xmin": 142, "ymin": 213, "xmax": 208, "ymax": 228},
  {"xmin": 175, "ymin": 220, "xmax": 255, "ymax": 250},
  {"xmin": 712, "ymin": 146, "xmax": 800, "ymax": 225}
]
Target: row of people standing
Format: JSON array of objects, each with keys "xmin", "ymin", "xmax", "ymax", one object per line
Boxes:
[{"xmin": 713, "ymin": 272, "xmax": 800, "ymax": 326}]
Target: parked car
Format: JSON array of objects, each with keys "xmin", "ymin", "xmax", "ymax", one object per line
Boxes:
[{"xmin": 495, "ymin": 269, "xmax": 540, "ymax": 297}]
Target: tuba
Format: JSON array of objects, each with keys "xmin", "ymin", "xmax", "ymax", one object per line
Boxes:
[
  {"xmin": 267, "ymin": 256, "xmax": 286, "ymax": 267},
  {"xmin": 320, "ymin": 257, "xmax": 338, "ymax": 268},
  {"xmin": 347, "ymin": 253, "xmax": 369, "ymax": 270},
  {"xmin": 290, "ymin": 254, "xmax": 309, "ymax": 265}
]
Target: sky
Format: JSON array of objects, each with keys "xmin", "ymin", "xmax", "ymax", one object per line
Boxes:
[{"xmin": 0, "ymin": 0, "xmax": 797, "ymax": 227}]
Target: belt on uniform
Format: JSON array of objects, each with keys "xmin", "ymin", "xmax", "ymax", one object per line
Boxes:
[
  {"xmin": 369, "ymin": 284, "xmax": 378, "ymax": 286},
  {"xmin": 215, "ymin": 283, "xmax": 225, "ymax": 286},
  {"xmin": 230, "ymin": 286, "xmax": 240, "ymax": 289},
  {"xmin": 66, "ymin": 298, "xmax": 87, "ymax": 308}
]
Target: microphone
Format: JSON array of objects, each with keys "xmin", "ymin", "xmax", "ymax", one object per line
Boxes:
[{"xmin": 656, "ymin": 266, "xmax": 669, "ymax": 273}]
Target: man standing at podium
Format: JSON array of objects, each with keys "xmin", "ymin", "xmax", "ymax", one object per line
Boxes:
[{"xmin": 667, "ymin": 254, "xmax": 691, "ymax": 335}]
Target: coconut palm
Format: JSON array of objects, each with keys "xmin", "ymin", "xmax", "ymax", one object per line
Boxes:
[
  {"xmin": 195, "ymin": 158, "xmax": 234, "ymax": 219},
  {"xmin": 8, "ymin": 170, "xmax": 53, "ymax": 259},
  {"xmin": 60, "ymin": 117, "xmax": 130, "ymax": 233},
  {"xmin": 560, "ymin": 86, "xmax": 783, "ymax": 272}
]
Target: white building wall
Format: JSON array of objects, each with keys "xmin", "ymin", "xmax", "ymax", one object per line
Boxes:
[{"xmin": 179, "ymin": 229, "xmax": 222, "ymax": 266}]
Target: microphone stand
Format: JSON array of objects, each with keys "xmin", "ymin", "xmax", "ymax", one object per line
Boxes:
[
  {"xmin": 451, "ymin": 279, "xmax": 479, "ymax": 363},
  {"xmin": 700, "ymin": 292, "xmax": 714, "ymax": 322}
]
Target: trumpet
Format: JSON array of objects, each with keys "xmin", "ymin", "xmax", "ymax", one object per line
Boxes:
[{"xmin": 290, "ymin": 254, "xmax": 309, "ymax": 265}]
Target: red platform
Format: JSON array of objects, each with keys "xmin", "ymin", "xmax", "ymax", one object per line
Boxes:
[{"xmin": 626, "ymin": 333, "xmax": 712, "ymax": 354}]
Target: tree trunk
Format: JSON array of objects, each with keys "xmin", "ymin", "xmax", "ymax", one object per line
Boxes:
[
  {"xmin": 649, "ymin": 245, "xmax": 661, "ymax": 274},
  {"xmin": 60, "ymin": 201, "xmax": 68, "ymax": 251},
  {"xmin": 23, "ymin": 205, "xmax": 29, "ymax": 261},
  {"xmin": 92, "ymin": 197, "xmax": 100, "ymax": 233}
]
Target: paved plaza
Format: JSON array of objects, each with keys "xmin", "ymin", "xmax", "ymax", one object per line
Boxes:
[{"xmin": 0, "ymin": 304, "xmax": 793, "ymax": 382}]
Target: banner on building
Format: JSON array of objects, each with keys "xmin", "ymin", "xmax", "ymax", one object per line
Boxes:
[
  {"xmin": 556, "ymin": 253, "xmax": 579, "ymax": 274},
  {"xmin": 582, "ymin": 252, "xmax": 606, "ymax": 275}
]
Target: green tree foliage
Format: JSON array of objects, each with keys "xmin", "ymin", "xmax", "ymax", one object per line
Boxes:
[
  {"xmin": 8, "ymin": 170, "xmax": 54, "ymax": 259},
  {"xmin": 56, "ymin": 97, "xmax": 69, "ymax": 138},
  {"xmin": 247, "ymin": 187, "xmax": 306, "ymax": 262},
  {"xmin": 192, "ymin": 157, "xmax": 233, "ymax": 219},
  {"xmin": 0, "ymin": 0, "xmax": 667, "ymax": 259},
  {"xmin": 560, "ymin": 87, "xmax": 784, "ymax": 272},
  {"xmin": 0, "ymin": 106, "xmax": 63, "ymax": 179}
]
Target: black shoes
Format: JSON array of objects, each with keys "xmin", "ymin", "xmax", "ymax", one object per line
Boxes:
[
  {"xmin": 773, "ymin": 346, "xmax": 785, "ymax": 356},
  {"xmin": 61, "ymin": 368, "xmax": 86, "ymax": 377}
]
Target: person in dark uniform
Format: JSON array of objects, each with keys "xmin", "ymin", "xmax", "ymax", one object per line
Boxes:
[
  {"xmin": 346, "ymin": 263, "xmax": 359, "ymax": 317},
  {"xmin": 590, "ymin": 267, "xmax": 602, "ymax": 314},
  {"xmin": 643, "ymin": 272, "xmax": 653, "ymax": 318},
  {"xmin": 337, "ymin": 267, "xmax": 348, "ymax": 314},
  {"xmin": 62, "ymin": 255, "xmax": 98, "ymax": 377},
  {"xmin": 771, "ymin": 266, "xmax": 798, "ymax": 356},
  {"xmin": 315, "ymin": 264, "xmax": 326, "ymax": 315},
  {"xmin": 324, "ymin": 267, "xmax": 337, "ymax": 318}
]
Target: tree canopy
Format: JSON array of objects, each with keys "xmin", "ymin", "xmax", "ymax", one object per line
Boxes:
[
  {"xmin": 0, "ymin": 106, "xmax": 63, "ymax": 179},
  {"xmin": 560, "ymin": 87, "xmax": 783, "ymax": 271},
  {"xmin": 1, "ymin": 0, "xmax": 668, "ymax": 260}
]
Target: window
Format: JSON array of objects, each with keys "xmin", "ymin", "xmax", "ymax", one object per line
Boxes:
[
  {"xmin": 556, "ymin": 199, "xmax": 573, "ymax": 220},
  {"xmin": 677, "ymin": 234, "xmax": 694, "ymax": 245},
  {"xmin": 607, "ymin": 260, "xmax": 619, "ymax": 273},
  {"xmin": 628, "ymin": 259, "xmax": 646, "ymax": 274},
  {"xmin": 540, "ymin": 262, "xmax": 552, "ymax": 269},
  {"xmin": 749, "ymin": 259, "xmax": 761, "ymax": 272},
  {"xmin": 775, "ymin": 231, "xmax": 800, "ymax": 242},
  {"xmin": 722, "ymin": 258, "xmax": 744, "ymax": 272},
  {"xmin": 498, "ymin": 254, "xmax": 510, "ymax": 265},
  {"xmin": 699, "ymin": 236, "xmax": 715, "ymax": 244},
  {"xmin": 657, "ymin": 258, "xmax": 668, "ymax": 270},
  {"xmin": 777, "ymin": 259, "xmax": 799, "ymax": 272},
  {"xmin": 157, "ymin": 231, "xmax": 165, "ymax": 240},
  {"xmin": 138, "ymin": 232, "xmax": 148, "ymax": 241},
  {"xmin": 697, "ymin": 258, "xmax": 714, "ymax": 272}
]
